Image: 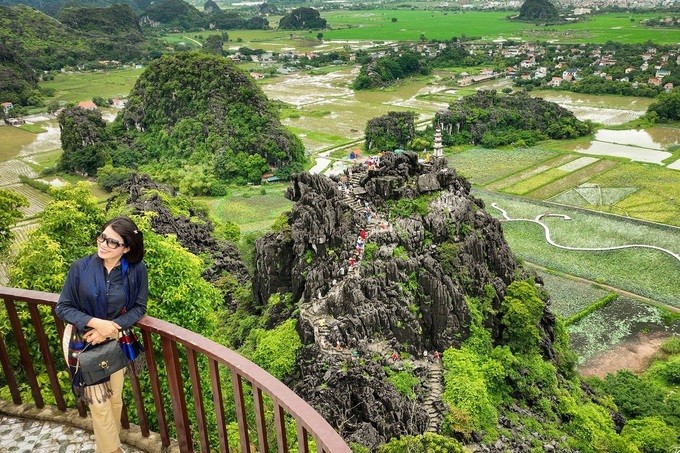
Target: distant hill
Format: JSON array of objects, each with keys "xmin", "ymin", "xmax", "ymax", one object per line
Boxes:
[
  {"xmin": 113, "ymin": 52, "xmax": 305, "ymax": 185},
  {"xmin": 141, "ymin": 0, "xmax": 207, "ymax": 30},
  {"xmin": 278, "ymin": 7, "xmax": 326, "ymax": 30},
  {"xmin": 0, "ymin": 40, "xmax": 38, "ymax": 106},
  {"xmin": 58, "ymin": 3, "xmax": 144, "ymax": 40},
  {"xmin": 0, "ymin": 0, "xmax": 151, "ymax": 17},
  {"xmin": 516, "ymin": 0, "xmax": 560, "ymax": 21}
]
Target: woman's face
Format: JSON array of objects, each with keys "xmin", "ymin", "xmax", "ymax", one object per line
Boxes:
[{"xmin": 97, "ymin": 225, "xmax": 130, "ymax": 263}]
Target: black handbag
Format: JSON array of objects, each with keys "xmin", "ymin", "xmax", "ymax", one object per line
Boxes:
[{"xmin": 77, "ymin": 339, "xmax": 129, "ymax": 385}]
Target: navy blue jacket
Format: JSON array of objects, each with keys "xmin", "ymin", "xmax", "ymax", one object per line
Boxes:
[{"xmin": 56, "ymin": 253, "xmax": 148, "ymax": 332}]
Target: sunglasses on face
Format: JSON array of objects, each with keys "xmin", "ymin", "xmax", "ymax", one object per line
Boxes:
[{"xmin": 96, "ymin": 232, "xmax": 127, "ymax": 249}]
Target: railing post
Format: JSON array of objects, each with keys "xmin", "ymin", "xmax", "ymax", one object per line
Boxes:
[
  {"xmin": 161, "ymin": 336, "xmax": 193, "ymax": 452},
  {"xmin": 142, "ymin": 329, "xmax": 170, "ymax": 447},
  {"xmin": 4, "ymin": 298, "xmax": 44, "ymax": 408},
  {"xmin": 253, "ymin": 385, "xmax": 270, "ymax": 453},
  {"xmin": 209, "ymin": 359, "xmax": 229, "ymax": 453},
  {"xmin": 0, "ymin": 334, "xmax": 22, "ymax": 404},
  {"xmin": 231, "ymin": 371, "xmax": 251, "ymax": 453},
  {"xmin": 27, "ymin": 304, "xmax": 67, "ymax": 411},
  {"xmin": 187, "ymin": 348, "xmax": 210, "ymax": 453}
]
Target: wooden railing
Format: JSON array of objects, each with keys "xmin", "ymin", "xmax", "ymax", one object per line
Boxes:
[{"xmin": 0, "ymin": 286, "xmax": 351, "ymax": 453}]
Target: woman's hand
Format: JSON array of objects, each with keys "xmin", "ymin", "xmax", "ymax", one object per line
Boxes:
[
  {"xmin": 86, "ymin": 318, "xmax": 121, "ymax": 340},
  {"xmin": 83, "ymin": 329, "xmax": 108, "ymax": 345}
]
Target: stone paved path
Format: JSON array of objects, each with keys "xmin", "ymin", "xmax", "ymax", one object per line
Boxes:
[{"xmin": 0, "ymin": 414, "xmax": 144, "ymax": 453}]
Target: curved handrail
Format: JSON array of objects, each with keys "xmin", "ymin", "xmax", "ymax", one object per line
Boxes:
[{"xmin": 0, "ymin": 286, "xmax": 351, "ymax": 453}]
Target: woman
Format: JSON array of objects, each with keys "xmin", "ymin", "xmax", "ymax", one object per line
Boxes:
[{"xmin": 56, "ymin": 216, "xmax": 147, "ymax": 453}]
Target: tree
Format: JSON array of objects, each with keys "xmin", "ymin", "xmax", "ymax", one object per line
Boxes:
[
  {"xmin": 203, "ymin": 34, "xmax": 225, "ymax": 55},
  {"xmin": 58, "ymin": 106, "xmax": 111, "ymax": 176},
  {"xmin": 365, "ymin": 111, "xmax": 416, "ymax": 152},
  {"xmin": 391, "ymin": 17, "xmax": 398, "ymax": 22},
  {"xmin": 647, "ymin": 90, "xmax": 680, "ymax": 122},
  {"xmin": 316, "ymin": 32, "xmax": 323, "ymax": 40},
  {"xmin": 0, "ymin": 189, "xmax": 28, "ymax": 253}
]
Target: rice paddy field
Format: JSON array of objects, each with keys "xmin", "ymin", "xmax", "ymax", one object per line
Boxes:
[
  {"xmin": 40, "ymin": 67, "xmax": 145, "ymax": 104},
  {"xmin": 475, "ymin": 190, "xmax": 680, "ymax": 307},
  {"xmin": 319, "ymin": 11, "xmax": 680, "ymax": 45},
  {"xmin": 198, "ymin": 183, "xmax": 293, "ymax": 234}
]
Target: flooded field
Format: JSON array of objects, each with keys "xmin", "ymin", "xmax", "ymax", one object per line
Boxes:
[
  {"xmin": 262, "ymin": 68, "xmax": 447, "ymax": 151},
  {"xmin": 569, "ymin": 297, "xmax": 680, "ymax": 365},
  {"xmin": 532, "ymin": 91, "xmax": 652, "ymax": 125},
  {"xmin": 567, "ymin": 128, "xmax": 680, "ymax": 165}
]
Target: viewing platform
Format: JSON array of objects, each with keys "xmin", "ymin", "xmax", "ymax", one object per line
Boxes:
[{"xmin": 0, "ymin": 286, "xmax": 351, "ymax": 453}]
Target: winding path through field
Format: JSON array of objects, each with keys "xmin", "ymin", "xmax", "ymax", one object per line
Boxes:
[{"xmin": 491, "ymin": 203, "xmax": 680, "ymax": 263}]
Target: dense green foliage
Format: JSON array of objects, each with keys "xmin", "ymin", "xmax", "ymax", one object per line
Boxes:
[
  {"xmin": 516, "ymin": 0, "xmax": 560, "ymax": 22},
  {"xmin": 111, "ymin": 52, "xmax": 305, "ymax": 189},
  {"xmin": 353, "ymin": 51, "xmax": 430, "ymax": 89},
  {"xmin": 647, "ymin": 90, "xmax": 680, "ymax": 122},
  {"xmin": 436, "ymin": 90, "xmax": 593, "ymax": 147},
  {"xmin": 278, "ymin": 7, "xmax": 327, "ymax": 30},
  {"xmin": 0, "ymin": 5, "xmax": 158, "ymax": 71},
  {"xmin": 58, "ymin": 4, "xmax": 143, "ymax": 38},
  {"xmin": 142, "ymin": 0, "xmax": 206, "ymax": 30},
  {"xmin": 0, "ymin": 188, "xmax": 28, "ymax": 253},
  {"xmin": 365, "ymin": 111, "xmax": 416, "ymax": 152},
  {"xmin": 141, "ymin": 0, "xmax": 268, "ymax": 31},
  {"xmin": 378, "ymin": 433, "xmax": 465, "ymax": 452},
  {"xmin": 58, "ymin": 106, "xmax": 111, "ymax": 176},
  {"xmin": 0, "ymin": 0, "xmax": 151, "ymax": 17},
  {"xmin": 0, "ymin": 40, "xmax": 39, "ymax": 108}
]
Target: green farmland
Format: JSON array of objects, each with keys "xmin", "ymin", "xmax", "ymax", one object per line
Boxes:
[
  {"xmin": 476, "ymin": 190, "xmax": 680, "ymax": 307},
  {"xmin": 41, "ymin": 67, "xmax": 145, "ymax": 104},
  {"xmin": 320, "ymin": 10, "xmax": 680, "ymax": 44}
]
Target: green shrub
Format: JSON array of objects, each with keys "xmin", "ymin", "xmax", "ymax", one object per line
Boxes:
[
  {"xmin": 250, "ymin": 319, "xmax": 302, "ymax": 380},
  {"xmin": 442, "ymin": 347, "xmax": 498, "ymax": 433},
  {"xmin": 386, "ymin": 370, "xmax": 419, "ymax": 399},
  {"xmin": 661, "ymin": 337, "xmax": 680, "ymax": 355},
  {"xmin": 621, "ymin": 417, "xmax": 678, "ymax": 453},
  {"xmin": 379, "ymin": 433, "xmax": 465, "ymax": 452},
  {"xmin": 601, "ymin": 371, "xmax": 667, "ymax": 420},
  {"xmin": 500, "ymin": 281, "xmax": 545, "ymax": 355}
]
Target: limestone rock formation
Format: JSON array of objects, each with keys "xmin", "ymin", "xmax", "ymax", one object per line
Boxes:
[
  {"xmin": 254, "ymin": 152, "xmax": 538, "ymax": 446},
  {"xmin": 114, "ymin": 174, "xmax": 250, "ymax": 307}
]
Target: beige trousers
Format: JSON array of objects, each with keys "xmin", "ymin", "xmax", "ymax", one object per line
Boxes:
[{"xmin": 62, "ymin": 324, "xmax": 125, "ymax": 453}]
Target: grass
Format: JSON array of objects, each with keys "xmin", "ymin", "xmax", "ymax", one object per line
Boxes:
[
  {"xmin": 198, "ymin": 183, "xmax": 293, "ymax": 234},
  {"xmin": 537, "ymin": 271, "xmax": 611, "ymax": 318},
  {"xmin": 476, "ymin": 190, "xmax": 680, "ymax": 306},
  {"xmin": 320, "ymin": 10, "xmax": 680, "ymax": 44},
  {"xmin": 445, "ymin": 147, "xmax": 559, "ymax": 185},
  {"xmin": 40, "ymin": 67, "xmax": 144, "ymax": 104},
  {"xmin": 526, "ymin": 160, "xmax": 619, "ymax": 199},
  {"xmin": 504, "ymin": 168, "xmax": 567, "ymax": 195},
  {"xmin": 588, "ymin": 162, "xmax": 680, "ymax": 226},
  {"xmin": 17, "ymin": 124, "xmax": 46, "ymax": 134},
  {"xmin": 0, "ymin": 126, "xmax": 37, "ymax": 161},
  {"xmin": 485, "ymin": 154, "xmax": 576, "ymax": 191}
]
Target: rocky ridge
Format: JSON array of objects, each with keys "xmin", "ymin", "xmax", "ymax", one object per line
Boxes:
[{"xmin": 254, "ymin": 151, "xmax": 539, "ymax": 448}]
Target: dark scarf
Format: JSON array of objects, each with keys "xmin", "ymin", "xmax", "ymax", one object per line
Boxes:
[{"xmin": 67, "ymin": 256, "xmax": 145, "ymax": 404}]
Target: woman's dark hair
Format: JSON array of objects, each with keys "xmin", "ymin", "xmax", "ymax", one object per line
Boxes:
[{"xmin": 103, "ymin": 216, "xmax": 145, "ymax": 263}]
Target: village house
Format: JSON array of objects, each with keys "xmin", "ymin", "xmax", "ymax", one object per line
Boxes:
[
  {"xmin": 77, "ymin": 100, "xmax": 97, "ymax": 110},
  {"xmin": 250, "ymin": 72, "xmax": 265, "ymax": 80},
  {"xmin": 656, "ymin": 68, "xmax": 671, "ymax": 79},
  {"xmin": 534, "ymin": 67, "xmax": 548, "ymax": 79},
  {"xmin": 648, "ymin": 77, "xmax": 661, "ymax": 86},
  {"xmin": 547, "ymin": 76, "xmax": 563, "ymax": 87},
  {"xmin": 111, "ymin": 98, "xmax": 127, "ymax": 109},
  {"xmin": 1, "ymin": 101, "xmax": 13, "ymax": 115},
  {"xmin": 664, "ymin": 82, "xmax": 674, "ymax": 92},
  {"xmin": 520, "ymin": 57, "xmax": 536, "ymax": 68},
  {"xmin": 562, "ymin": 68, "xmax": 579, "ymax": 81}
]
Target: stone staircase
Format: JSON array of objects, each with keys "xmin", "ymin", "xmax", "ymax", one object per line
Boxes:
[
  {"xmin": 423, "ymin": 360, "xmax": 444, "ymax": 432},
  {"xmin": 297, "ymin": 165, "xmax": 447, "ymax": 431}
]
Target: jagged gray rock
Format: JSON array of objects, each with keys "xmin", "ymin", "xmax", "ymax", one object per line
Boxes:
[{"xmin": 254, "ymin": 152, "xmax": 533, "ymax": 446}]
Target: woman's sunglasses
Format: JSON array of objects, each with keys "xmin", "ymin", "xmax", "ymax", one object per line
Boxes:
[{"xmin": 96, "ymin": 232, "xmax": 127, "ymax": 249}]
